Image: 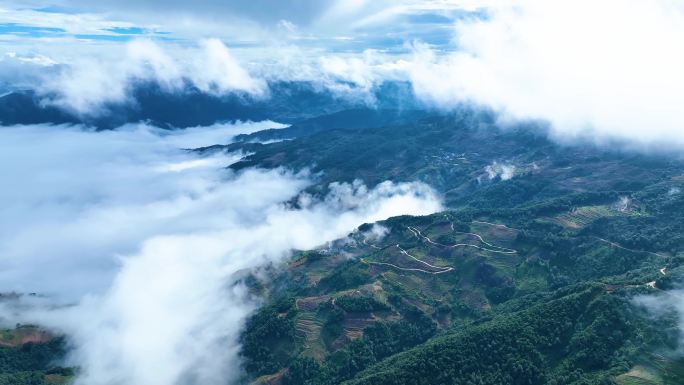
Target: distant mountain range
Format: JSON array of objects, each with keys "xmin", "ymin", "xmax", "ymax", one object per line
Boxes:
[{"xmin": 0, "ymin": 81, "xmax": 422, "ymax": 129}]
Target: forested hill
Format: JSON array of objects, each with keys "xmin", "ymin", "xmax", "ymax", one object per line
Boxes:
[
  {"xmin": 226, "ymin": 108, "xmax": 684, "ymax": 385},
  {"xmin": 228, "ymin": 108, "xmax": 681, "ymax": 209}
]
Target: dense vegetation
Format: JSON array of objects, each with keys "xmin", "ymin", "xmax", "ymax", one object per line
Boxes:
[
  {"xmin": 239, "ymin": 199, "xmax": 684, "ymax": 384},
  {"xmin": 0, "ymin": 335, "xmax": 71, "ymax": 385},
  {"xmin": 230, "ymin": 105, "xmax": 684, "ymax": 384},
  {"xmin": 346, "ymin": 286, "xmax": 637, "ymax": 385}
]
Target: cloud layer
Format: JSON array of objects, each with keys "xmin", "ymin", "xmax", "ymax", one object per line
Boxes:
[
  {"xmin": 0, "ymin": 121, "xmax": 286, "ymax": 296},
  {"xmin": 0, "ymin": 121, "xmax": 441, "ymax": 385},
  {"xmin": 406, "ymin": 0, "xmax": 684, "ymax": 148},
  {"xmin": 38, "ymin": 38, "xmax": 266, "ymax": 115}
]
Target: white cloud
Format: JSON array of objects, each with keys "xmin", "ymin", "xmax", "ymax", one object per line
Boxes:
[
  {"xmin": 188, "ymin": 39, "xmax": 265, "ymax": 95},
  {"xmin": 634, "ymin": 290, "xmax": 684, "ymax": 354},
  {"xmin": 485, "ymin": 161, "xmax": 516, "ymax": 181},
  {"xmin": 314, "ymin": 0, "xmax": 488, "ymax": 33},
  {"xmin": 52, "ymin": 0, "xmax": 338, "ymax": 27},
  {"xmin": 320, "ymin": 54, "xmax": 376, "ymax": 90},
  {"xmin": 363, "ymin": 223, "xmax": 389, "ymax": 242},
  {"xmin": 0, "ymin": 52, "xmax": 61, "ymax": 92},
  {"xmin": 308, "ymin": 49, "xmax": 415, "ymax": 103},
  {"xmin": 406, "ymin": 0, "xmax": 684, "ymax": 148},
  {"xmin": 29, "ymin": 175, "xmax": 438, "ymax": 385},
  {"xmin": 0, "ymin": 5, "xmax": 136, "ymax": 35},
  {"xmin": 0, "ymin": 121, "xmax": 286, "ymax": 297},
  {"xmin": 39, "ymin": 38, "xmax": 266, "ymax": 116},
  {"xmin": 0, "ymin": 121, "xmax": 441, "ymax": 385}
]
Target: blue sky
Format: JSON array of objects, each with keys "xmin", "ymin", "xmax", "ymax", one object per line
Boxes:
[
  {"xmin": 0, "ymin": 6, "xmax": 174, "ymax": 43},
  {"xmin": 0, "ymin": 1, "xmax": 489, "ymax": 56}
]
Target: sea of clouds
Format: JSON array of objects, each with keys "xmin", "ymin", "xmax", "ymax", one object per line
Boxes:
[{"xmin": 0, "ymin": 121, "xmax": 441, "ymax": 385}]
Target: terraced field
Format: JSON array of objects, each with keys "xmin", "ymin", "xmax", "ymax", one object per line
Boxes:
[
  {"xmin": 546, "ymin": 205, "xmax": 617, "ymax": 229},
  {"xmin": 616, "ymin": 355, "xmax": 684, "ymax": 385},
  {"xmin": 294, "ymin": 313, "xmax": 325, "ymax": 360},
  {"xmin": 0, "ymin": 326, "xmax": 51, "ymax": 347},
  {"xmin": 256, "ymin": 217, "xmax": 547, "ymax": 366}
]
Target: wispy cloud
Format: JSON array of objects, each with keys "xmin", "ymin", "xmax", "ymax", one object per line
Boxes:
[
  {"xmin": 634, "ymin": 289, "xmax": 684, "ymax": 354},
  {"xmin": 38, "ymin": 38, "xmax": 266, "ymax": 115},
  {"xmin": 0, "ymin": 121, "xmax": 285, "ymax": 296},
  {"xmin": 0, "ymin": 1, "xmax": 478, "ymax": 57}
]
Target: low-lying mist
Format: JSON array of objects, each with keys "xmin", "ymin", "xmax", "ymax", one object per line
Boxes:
[
  {"xmin": 634, "ymin": 288, "xmax": 684, "ymax": 355},
  {"xmin": 0, "ymin": 121, "xmax": 441, "ymax": 385},
  {"xmin": 0, "ymin": 120, "xmax": 285, "ymax": 296}
]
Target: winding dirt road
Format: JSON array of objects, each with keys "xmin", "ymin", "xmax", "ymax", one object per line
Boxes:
[
  {"xmin": 472, "ymin": 220, "xmax": 518, "ymax": 231},
  {"xmin": 396, "ymin": 245, "xmax": 453, "ymax": 273},
  {"xmin": 408, "ymin": 225, "xmax": 517, "ymax": 254},
  {"xmin": 361, "ymin": 258, "xmax": 453, "ymax": 275},
  {"xmin": 360, "ymin": 221, "xmax": 519, "ymax": 275},
  {"xmin": 594, "ymin": 237, "xmax": 668, "ymax": 259}
]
